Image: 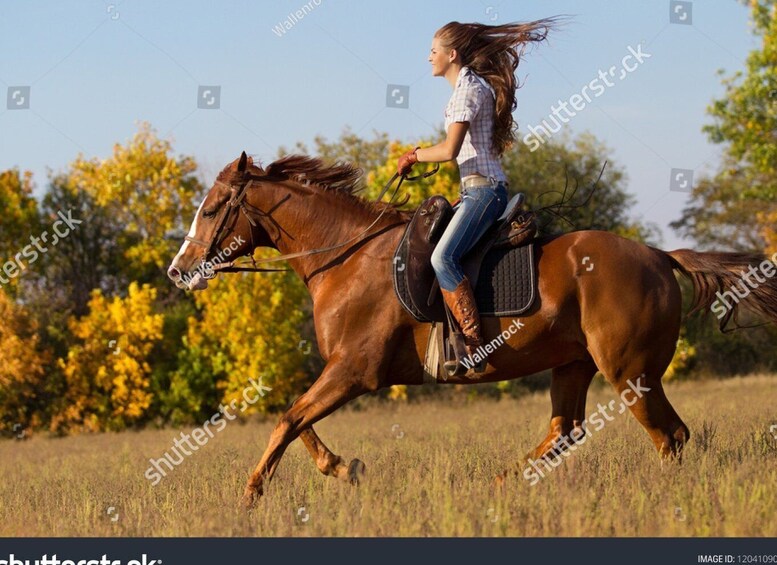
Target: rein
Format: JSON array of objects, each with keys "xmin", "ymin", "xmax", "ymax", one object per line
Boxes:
[{"xmin": 185, "ymin": 163, "xmax": 439, "ymax": 276}]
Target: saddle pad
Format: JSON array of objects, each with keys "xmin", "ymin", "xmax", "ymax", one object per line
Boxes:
[{"xmin": 393, "ymin": 240, "xmax": 537, "ymax": 323}]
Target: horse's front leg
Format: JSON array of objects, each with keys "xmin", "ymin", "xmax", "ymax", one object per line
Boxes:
[
  {"xmin": 299, "ymin": 427, "xmax": 366, "ymax": 485},
  {"xmin": 241, "ymin": 357, "xmax": 375, "ymax": 508}
]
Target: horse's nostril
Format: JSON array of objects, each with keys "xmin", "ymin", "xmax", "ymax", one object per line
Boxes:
[{"xmin": 168, "ymin": 267, "xmax": 180, "ymax": 279}]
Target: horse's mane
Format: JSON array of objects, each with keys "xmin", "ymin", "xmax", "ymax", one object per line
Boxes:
[
  {"xmin": 266, "ymin": 154, "xmax": 363, "ymax": 193},
  {"xmin": 219, "ymin": 154, "xmax": 412, "ymax": 221}
]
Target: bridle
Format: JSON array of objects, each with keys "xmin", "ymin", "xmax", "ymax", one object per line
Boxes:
[
  {"xmin": 183, "ymin": 164, "xmax": 439, "ymax": 277},
  {"xmin": 184, "ymin": 175, "xmax": 291, "ymax": 275}
]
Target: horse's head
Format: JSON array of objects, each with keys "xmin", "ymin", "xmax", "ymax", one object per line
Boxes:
[{"xmin": 168, "ymin": 151, "xmax": 274, "ymax": 291}]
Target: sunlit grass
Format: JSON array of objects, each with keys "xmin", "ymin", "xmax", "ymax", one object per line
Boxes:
[{"xmin": 1, "ymin": 374, "xmax": 775, "ymax": 537}]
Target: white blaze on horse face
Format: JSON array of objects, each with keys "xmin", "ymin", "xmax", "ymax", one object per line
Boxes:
[{"xmin": 172, "ymin": 197, "xmax": 208, "ymax": 270}]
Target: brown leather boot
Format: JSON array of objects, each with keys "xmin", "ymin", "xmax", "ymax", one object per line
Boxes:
[{"xmin": 440, "ymin": 276, "xmax": 486, "ymax": 372}]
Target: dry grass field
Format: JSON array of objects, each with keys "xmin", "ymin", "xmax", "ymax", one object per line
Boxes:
[{"xmin": 1, "ymin": 374, "xmax": 776, "ymax": 537}]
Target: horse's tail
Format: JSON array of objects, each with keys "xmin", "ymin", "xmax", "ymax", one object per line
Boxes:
[{"xmin": 653, "ymin": 247, "xmax": 777, "ymax": 331}]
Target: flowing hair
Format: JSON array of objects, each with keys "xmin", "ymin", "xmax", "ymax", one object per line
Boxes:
[{"xmin": 434, "ymin": 18, "xmax": 565, "ymax": 155}]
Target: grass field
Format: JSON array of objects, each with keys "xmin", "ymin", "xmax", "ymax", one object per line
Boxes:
[{"xmin": 1, "ymin": 374, "xmax": 776, "ymax": 537}]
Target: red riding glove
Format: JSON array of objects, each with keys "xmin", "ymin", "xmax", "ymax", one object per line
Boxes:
[{"xmin": 397, "ymin": 146, "xmax": 420, "ymax": 176}]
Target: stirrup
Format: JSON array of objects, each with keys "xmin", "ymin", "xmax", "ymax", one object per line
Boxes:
[
  {"xmin": 461, "ymin": 339, "xmax": 488, "ymax": 374},
  {"xmin": 443, "ymin": 332, "xmax": 488, "ymax": 377},
  {"xmin": 467, "ymin": 348, "xmax": 488, "ymax": 373},
  {"xmin": 444, "ymin": 331, "xmax": 469, "ymax": 377},
  {"xmin": 440, "ymin": 279, "xmax": 488, "ymax": 377}
]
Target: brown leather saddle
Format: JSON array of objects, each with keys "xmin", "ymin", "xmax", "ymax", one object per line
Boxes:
[{"xmin": 392, "ymin": 192, "xmax": 537, "ymax": 324}]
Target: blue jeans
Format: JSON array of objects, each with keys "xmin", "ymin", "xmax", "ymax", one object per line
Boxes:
[{"xmin": 431, "ymin": 180, "xmax": 508, "ymax": 292}]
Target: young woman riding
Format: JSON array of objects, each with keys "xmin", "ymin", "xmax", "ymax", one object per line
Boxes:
[{"xmin": 397, "ymin": 19, "xmax": 559, "ymax": 372}]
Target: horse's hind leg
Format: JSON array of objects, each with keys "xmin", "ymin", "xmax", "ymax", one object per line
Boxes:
[
  {"xmin": 299, "ymin": 427, "xmax": 366, "ymax": 485},
  {"xmin": 611, "ymin": 372, "xmax": 690, "ymax": 459},
  {"xmin": 525, "ymin": 358, "xmax": 598, "ymax": 461},
  {"xmin": 497, "ymin": 358, "xmax": 597, "ymax": 483},
  {"xmin": 591, "ymin": 343, "xmax": 690, "ymax": 459}
]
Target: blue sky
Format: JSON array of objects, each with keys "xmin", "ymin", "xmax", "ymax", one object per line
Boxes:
[{"xmin": 0, "ymin": 0, "xmax": 759, "ymax": 248}]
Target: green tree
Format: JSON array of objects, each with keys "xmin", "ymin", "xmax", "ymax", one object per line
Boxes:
[
  {"xmin": 30, "ymin": 175, "xmax": 125, "ymax": 318},
  {"xmin": 699, "ymin": 0, "xmax": 776, "ymax": 252},
  {"xmin": 670, "ymin": 159, "xmax": 766, "ymax": 252},
  {"xmin": 0, "ymin": 169, "xmax": 42, "ymax": 297},
  {"xmin": 668, "ymin": 0, "xmax": 777, "ymax": 376},
  {"xmin": 504, "ymin": 131, "xmax": 659, "ymax": 243}
]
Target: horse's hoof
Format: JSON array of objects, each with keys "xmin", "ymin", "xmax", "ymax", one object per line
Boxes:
[
  {"xmin": 493, "ymin": 470, "xmax": 508, "ymax": 490},
  {"xmin": 240, "ymin": 485, "xmax": 263, "ymax": 510},
  {"xmin": 347, "ymin": 458, "xmax": 366, "ymax": 485}
]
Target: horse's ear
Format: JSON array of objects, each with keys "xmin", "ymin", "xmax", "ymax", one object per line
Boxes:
[{"xmin": 237, "ymin": 151, "xmax": 248, "ymax": 172}]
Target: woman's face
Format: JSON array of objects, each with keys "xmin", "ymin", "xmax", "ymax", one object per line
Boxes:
[{"xmin": 428, "ymin": 36, "xmax": 455, "ymax": 77}]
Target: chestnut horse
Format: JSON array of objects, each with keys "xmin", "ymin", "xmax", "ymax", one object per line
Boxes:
[{"xmin": 168, "ymin": 152, "xmax": 777, "ymax": 507}]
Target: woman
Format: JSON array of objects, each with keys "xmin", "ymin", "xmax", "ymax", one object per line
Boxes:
[{"xmin": 397, "ymin": 19, "xmax": 559, "ymax": 373}]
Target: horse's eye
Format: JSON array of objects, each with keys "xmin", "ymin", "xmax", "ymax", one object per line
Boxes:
[{"xmin": 202, "ymin": 208, "xmax": 217, "ymax": 219}]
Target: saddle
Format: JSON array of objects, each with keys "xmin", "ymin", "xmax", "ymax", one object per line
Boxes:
[
  {"xmin": 392, "ymin": 192, "xmax": 538, "ymax": 380},
  {"xmin": 393, "ymin": 192, "xmax": 537, "ymax": 322}
]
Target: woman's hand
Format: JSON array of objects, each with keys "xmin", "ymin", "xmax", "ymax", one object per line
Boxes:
[
  {"xmin": 397, "ymin": 146, "xmax": 420, "ymax": 176},
  {"xmin": 407, "ymin": 122, "xmax": 469, "ymax": 165}
]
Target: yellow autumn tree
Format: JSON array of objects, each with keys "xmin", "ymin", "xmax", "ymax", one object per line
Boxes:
[
  {"xmin": 67, "ymin": 122, "xmax": 201, "ymax": 274},
  {"xmin": 0, "ymin": 169, "xmax": 41, "ymax": 297},
  {"xmin": 55, "ymin": 282, "xmax": 164, "ymax": 433},
  {"xmin": 759, "ymin": 209, "xmax": 777, "ymax": 255},
  {"xmin": 364, "ymin": 139, "xmax": 461, "ymax": 207},
  {"xmin": 0, "ymin": 292, "xmax": 49, "ymax": 432},
  {"xmin": 664, "ymin": 331, "xmax": 697, "ymax": 381},
  {"xmin": 360, "ymin": 137, "xmax": 461, "ymax": 402},
  {"xmin": 170, "ymin": 251, "xmax": 313, "ymax": 420}
]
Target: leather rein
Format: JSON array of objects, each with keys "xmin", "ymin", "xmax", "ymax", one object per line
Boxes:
[{"xmin": 184, "ymin": 164, "xmax": 440, "ymax": 277}]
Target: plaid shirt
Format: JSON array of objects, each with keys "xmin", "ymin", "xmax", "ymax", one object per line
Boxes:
[{"xmin": 444, "ymin": 66, "xmax": 507, "ymax": 183}]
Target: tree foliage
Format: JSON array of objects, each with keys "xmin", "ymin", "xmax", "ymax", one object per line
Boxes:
[
  {"xmin": 688, "ymin": 0, "xmax": 777, "ymax": 253},
  {"xmin": 54, "ymin": 282, "xmax": 164, "ymax": 433},
  {"xmin": 68, "ymin": 122, "xmax": 202, "ymax": 279},
  {"xmin": 0, "ymin": 168, "xmax": 42, "ymax": 297},
  {"xmin": 168, "ymin": 253, "xmax": 313, "ymax": 422},
  {"xmin": 0, "ymin": 107, "xmax": 740, "ymax": 434},
  {"xmin": 670, "ymin": 158, "xmax": 767, "ymax": 252},
  {"xmin": 0, "ymin": 292, "xmax": 49, "ymax": 432},
  {"xmin": 503, "ymin": 131, "xmax": 659, "ymax": 243}
]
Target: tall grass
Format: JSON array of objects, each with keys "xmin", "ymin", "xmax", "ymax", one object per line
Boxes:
[{"xmin": 0, "ymin": 375, "xmax": 775, "ymax": 536}]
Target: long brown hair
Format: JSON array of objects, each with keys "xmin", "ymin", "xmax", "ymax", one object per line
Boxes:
[{"xmin": 435, "ymin": 18, "xmax": 564, "ymax": 155}]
